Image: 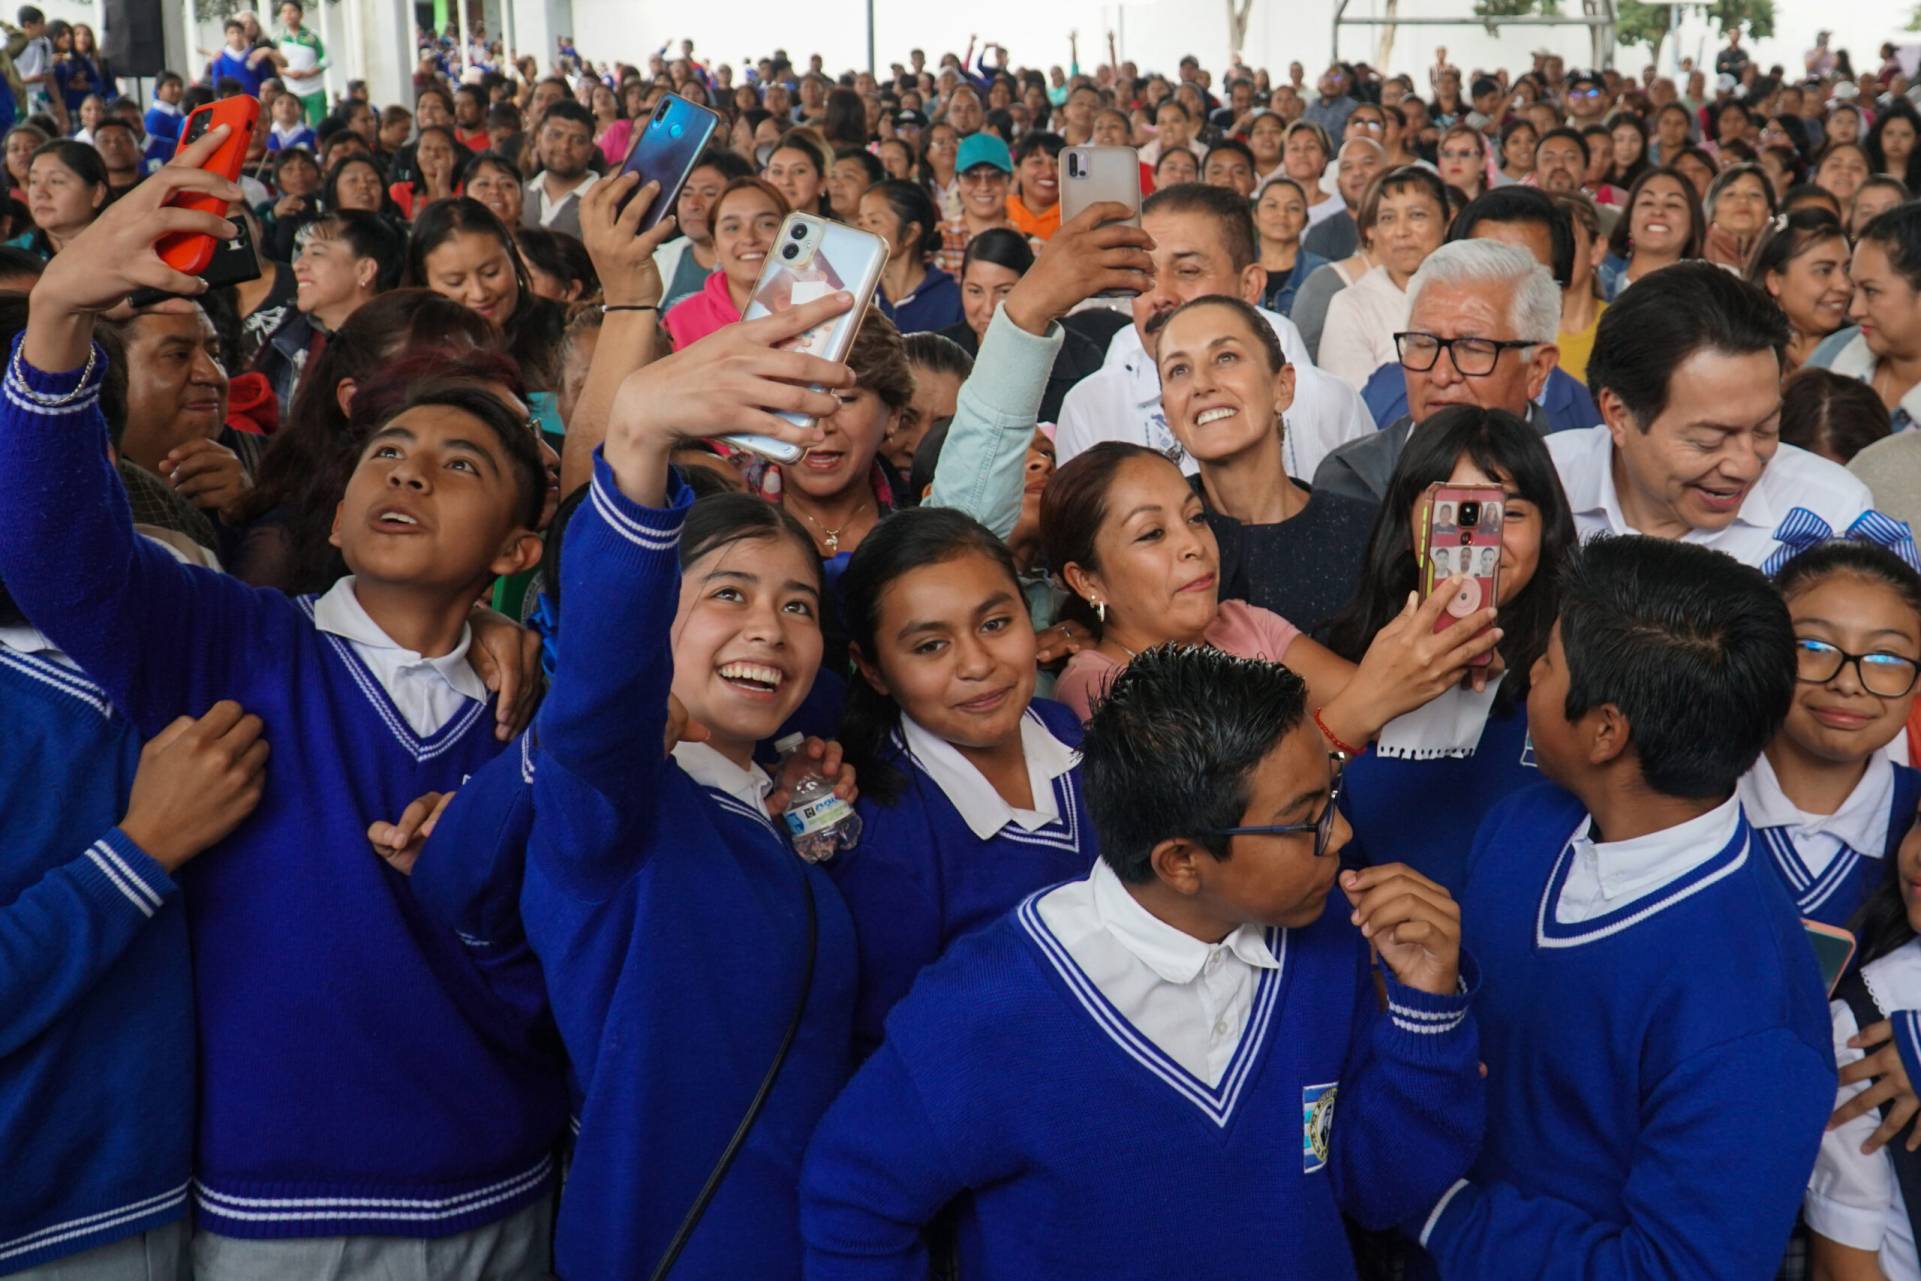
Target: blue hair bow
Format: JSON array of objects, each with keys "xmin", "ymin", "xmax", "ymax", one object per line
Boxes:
[{"xmin": 1762, "ymin": 507, "xmax": 1921, "ymax": 577}]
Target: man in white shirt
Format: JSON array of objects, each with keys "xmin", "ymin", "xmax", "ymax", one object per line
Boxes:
[
  {"xmin": 1056, "ymin": 184, "xmax": 1372, "ymax": 483},
  {"xmin": 521, "ymin": 99, "xmax": 601, "ymax": 241},
  {"xmin": 1552, "ymin": 261, "xmax": 1871, "ymax": 569}
]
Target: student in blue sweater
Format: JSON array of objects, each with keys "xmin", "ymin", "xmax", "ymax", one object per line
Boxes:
[
  {"xmin": 1324, "ymin": 404, "xmax": 1578, "ymax": 893},
  {"xmin": 1740, "ymin": 535, "xmax": 1921, "ymax": 929},
  {"xmin": 521, "ymin": 291, "xmax": 864, "ymax": 1280},
  {"xmin": 1415, "ymin": 534, "xmax": 1838, "ymax": 1280},
  {"xmin": 1, "ymin": 574, "xmax": 266, "ymax": 1278},
  {"xmin": 140, "ymin": 73, "xmax": 183, "ymax": 165},
  {"xmin": 801, "ymin": 644, "xmax": 1485, "ymax": 1280},
  {"xmin": 0, "ymin": 142, "xmax": 567, "ymax": 1278},
  {"xmin": 831, "ymin": 505, "xmax": 1098, "ymax": 1053}
]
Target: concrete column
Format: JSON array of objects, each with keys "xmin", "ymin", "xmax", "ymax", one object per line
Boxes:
[{"xmin": 353, "ymin": 0, "xmax": 416, "ymax": 108}]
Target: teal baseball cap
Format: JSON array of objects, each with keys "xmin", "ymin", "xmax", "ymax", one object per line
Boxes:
[{"xmin": 956, "ymin": 132, "xmax": 1013, "ymax": 175}]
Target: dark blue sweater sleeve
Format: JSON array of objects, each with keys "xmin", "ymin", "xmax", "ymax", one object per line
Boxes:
[
  {"xmin": 410, "ymin": 731, "xmax": 536, "ymax": 950},
  {"xmin": 1417, "ymin": 1028, "xmax": 1832, "ymax": 1279},
  {"xmin": 0, "ymin": 827, "xmax": 176, "ymax": 1057},
  {"xmin": 1332, "ymin": 948, "xmax": 1484, "ymax": 1231},
  {"xmin": 529, "ymin": 452, "xmax": 692, "ymax": 901},
  {"xmin": 0, "ymin": 335, "xmax": 276, "ymax": 735}
]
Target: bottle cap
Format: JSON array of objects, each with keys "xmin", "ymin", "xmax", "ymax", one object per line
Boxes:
[{"xmin": 774, "ymin": 733, "xmax": 804, "ymax": 755}]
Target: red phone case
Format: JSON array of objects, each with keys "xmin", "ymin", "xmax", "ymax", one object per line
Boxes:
[
  {"xmin": 1420, "ymin": 483, "xmax": 1504, "ymax": 666},
  {"xmin": 155, "ymin": 98, "xmax": 261, "ymax": 276}
]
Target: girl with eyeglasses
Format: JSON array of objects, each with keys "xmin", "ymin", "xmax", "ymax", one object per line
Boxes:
[{"xmin": 1739, "ymin": 537, "xmax": 1921, "ymax": 930}]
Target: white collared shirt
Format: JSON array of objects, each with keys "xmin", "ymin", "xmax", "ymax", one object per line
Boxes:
[
  {"xmin": 311, "ymin": 578, "xmax": 487, "ymax": 737},
  {"xmin": 671, "ymin": 739, "xmax": 775, "ymax": 814},
  {"xmin": 1318, "ymin": 264, "xmax": 1410, "ymax": 391},
  {"xmin": 1826, "ymin": 330, "xmax": 1921, "ymax": 433},
  {"xmin": 1554, "ymin": 795, "xmax": 1743, "ymax": 925},
  {"xmin": 1547, "ymin": 426, "xmax": 1873, "ymax": 570},
  {"xmin": 1739, "ymin": 750, "xmax": 1895, "ymax": 882},
  {"xmin": 0, "ymin": 623, "xmax": 74, "ymax": 670},
  {"xmin": 528, "ymin": 170, "xmax": 601, "ymax": 228},
  {"xmin": 1036, "ymin": 860, "xmax": 1282, "ymax": 1086},
  {"xmin": 900, "ymin": 711, "xmax": 1076, "ymax": 839},
  {"xmin": 1057, "ymin": 313, "xmax": 1372, "ymax": 484}
]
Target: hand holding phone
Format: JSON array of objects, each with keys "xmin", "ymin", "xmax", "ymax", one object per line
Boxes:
[
  {"xmin": 156, "ymin": 98, "xmax": 260, "ymax": 276},
  {"xmin": 615, "ymin": 92, "xmax": 720, "ymax": 232},
  {"xmin": 1418, "ymin": 482, "xmax": 1505, "ymax": 667}
]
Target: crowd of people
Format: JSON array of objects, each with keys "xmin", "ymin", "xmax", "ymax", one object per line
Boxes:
[{"xmin": 7, "ymin": 8, "xmax": 1921, "ymax": 1280}]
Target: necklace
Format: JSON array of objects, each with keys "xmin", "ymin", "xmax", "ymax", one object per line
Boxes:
[{"xmin": 794, "ymin": 498, "xmax": 872, "ymax": 556}]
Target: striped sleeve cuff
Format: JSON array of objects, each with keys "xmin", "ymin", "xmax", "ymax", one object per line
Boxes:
[
  {"xmin": 84, "ymin": 828, "xmax": 178, "ymax": 920},
  {"xmin": 587, "ymin": 447, "xmax": 691, "ymax": 554},
  {"xmin": 1418, "ymin": 1178, "xmax": 1474, "ymax": 1249},
  {"xmin": 5, "ymin": 333, "xmax": 106, "ymax": 418},
  {"xmin": 1383, "ymin": 949, "xmax": 1478, "ymax": 1039}
]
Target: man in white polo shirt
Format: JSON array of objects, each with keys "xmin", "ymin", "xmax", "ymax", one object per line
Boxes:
[
  {"xmin": 1550, "ymin": 261, "xmax": 1870, "ymax": 568},
  {"xmin": 1055, "ymin": 183, "xmax": 1372, "ymax": 484}
]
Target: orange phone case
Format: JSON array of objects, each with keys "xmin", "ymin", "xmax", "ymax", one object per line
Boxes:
[
  {"xmin": 1418, "ymin": 482, "xmax": 1504, "ymax": 666},
  {"xmin": 155, "ymin": 97, "xmax": 261, "ymax": 276}
]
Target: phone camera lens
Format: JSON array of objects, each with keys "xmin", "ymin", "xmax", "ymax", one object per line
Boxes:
[
  {"xmin": 1458, "ymin": 502, "xmax": 1480, "ymax": 526},
  {"xmin": 790, "ymin": 224, "xmax": 807, "ymax": 240},
  {"xmin": 782, "ymin": 243, "xmax": 800, "ymax": 259},
  {"xmin": 670, "ymin": 123, "xmax": 683, "ymax": 138}
]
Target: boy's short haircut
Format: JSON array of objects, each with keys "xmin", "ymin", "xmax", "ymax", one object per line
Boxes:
[
  {"xmin": 17, "ymin": 6, "xmax": 41, "ymax": 25},
  {"xmin": 1587, "ymin": 262, "xmax": 1787, "ymax": 431},
  {"xmin": 1141, "ymin": 181, "xmax": 1257, "ymax": 272},
  {"xmin": 485, "ymin": 102, "xmax": 519, "ymax": 130},
  {"xmin": 1079, "ymin": 644, "xmax": 1310, "ymax": 884},
  {"xmin": 380, "ymin": 104, "xmax": 412, "ymax": 127},
  {"xmin": 1555, "ymin": 535, "xmax": 1794, "ymax": 799},
  {"xmin": 215, "ymin": 77, "xmax": 245, "ymax": 99},
  {"xmin": 224, "ymin": 18, "xmax": 244, "ymax": 32},
  {"xmin": 364, "ymin": 380, "xmax": 546, "ymax": 530},
  {"xmin": 155, "ymin": 71, "xmax": 184, "ymax": 91}
]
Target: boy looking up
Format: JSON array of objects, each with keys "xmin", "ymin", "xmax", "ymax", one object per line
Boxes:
[
  {"xmin": 0, "ymin": 133, "xmax": 566, "ymax": 1277},
  {"xmin": 1415, "ymin": 535, "xmax": 1836, "ymax": 1278},
  {"xmin": 801, "ymin": 644, "xmax": 1484, "ymax": 1279}
]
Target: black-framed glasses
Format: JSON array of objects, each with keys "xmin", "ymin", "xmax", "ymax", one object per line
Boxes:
[
  {"xmin": 1210, "ymin": 771, "xmax": 1343, "ymax": 859},
  {"xmin": 1795, "ymin": 639, "xmax": 1921, "ymax": 697},
  {"xmin": 1395, "ymin": 331, "xmax": 1535, "ymax": 377}
]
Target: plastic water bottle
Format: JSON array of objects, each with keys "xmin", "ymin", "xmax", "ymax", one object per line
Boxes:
[{"xmin": 775, "ymin": 733, "xmax": 862, "ymax": 864}]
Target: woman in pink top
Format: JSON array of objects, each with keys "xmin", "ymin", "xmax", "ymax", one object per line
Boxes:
[
  {"xmin": 1041, "ymin": 443, "xmax": 1501, "ymax": 746},
  {"xmin": 663, "ymin": 177, "xmax": 788, "ymax": 349}
]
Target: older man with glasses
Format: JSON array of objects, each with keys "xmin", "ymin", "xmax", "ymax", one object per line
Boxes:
[{"xmin": 1313, "ymin": 239, "xmax": 1563, "ymax": 503}]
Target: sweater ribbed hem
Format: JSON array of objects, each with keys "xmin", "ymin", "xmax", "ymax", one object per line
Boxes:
[
  {"xmin": 191, "ymin": 1152, "xmax": 555, "ymax": 1241},
  {"xmin": 0, "ymin": 1180, "xmax": 188, "ymax": 1271}
]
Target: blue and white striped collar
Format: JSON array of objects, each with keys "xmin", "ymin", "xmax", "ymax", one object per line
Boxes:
[
  {"xmin": 672, "ymin": 739, "xmax": 773, "ymax": 815},
  {"xmin": 0, "ymin": 622, "xmax": 73, "ymax": 669},
  {"xmin": 899, "ymin": 708, "xmax": 1078, "ymax": 841},
  {"xmin": 1538, "ymin": 796, "xmax": 1748, "ymax": 948},
  {"xmin": 1738, "ymin": 749, "xmax": 1894, "ymax": 864}
]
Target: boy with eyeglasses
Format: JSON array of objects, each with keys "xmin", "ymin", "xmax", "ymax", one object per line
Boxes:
[{"xmin": 800, "ymin": 644, "xmax": 1482, "ymax": 1280}]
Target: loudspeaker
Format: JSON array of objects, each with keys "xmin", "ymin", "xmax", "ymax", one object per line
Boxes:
[{"xmin": 102, "ymin": 0, "xmax": 168, "ymax": 77}]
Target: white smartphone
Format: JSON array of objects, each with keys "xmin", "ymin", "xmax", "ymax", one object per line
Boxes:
[
  {"xmin": 724, "ymin": 213, "xmax": 889, "ymax": 464},
  {"xmin": 1059, "ymin": 145, "xmax": 1143, "ymax": 298}
]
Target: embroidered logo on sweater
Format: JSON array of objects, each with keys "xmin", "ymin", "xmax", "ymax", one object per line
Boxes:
[{"xmin": 1302, "ymin": 1081, "xmax": 1338, "ymax": 1172}]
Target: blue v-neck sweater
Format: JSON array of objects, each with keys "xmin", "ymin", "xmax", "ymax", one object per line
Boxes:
[
  {"xmin": 800, "ymin": 882, "xmax": 1483, "ymax": 1279},
  {"xmin": 0, "ymin": 338, "xmax": 567, "ymax": 1239}
]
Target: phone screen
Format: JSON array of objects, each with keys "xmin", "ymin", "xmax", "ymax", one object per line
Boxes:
[{"xmin": 616, "ymin": 94, "xmax": 718, "ymax": 232}]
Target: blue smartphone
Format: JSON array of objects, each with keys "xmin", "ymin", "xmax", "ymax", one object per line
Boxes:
[{"xmin": 616, "ymin": 92, "xmax": 720, "ymax": 232}]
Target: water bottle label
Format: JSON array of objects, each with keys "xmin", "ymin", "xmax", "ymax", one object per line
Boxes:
[{"xmin": 784, "ymin": 793, "xmax": 852, "ymax": 838}]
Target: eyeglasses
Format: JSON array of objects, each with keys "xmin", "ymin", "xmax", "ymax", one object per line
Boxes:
[
  {"xmin": 1349, "ymin": 118, "xmax": 1385, "ymax": 133},
  {"xmin": 1209, "ymin": 769, "xmax": 1343, "ymax": 859},
  {"xmin": 959, "ymin": 168, "xmax": 1007, "ymax": 184},
  {"xmin": 1395, "ymin": 331, "xmax": 1535, "ymax": 377},
  {"xmin": 1795, "ymin": 639, "xmax": 1921, "ymax": 697}
]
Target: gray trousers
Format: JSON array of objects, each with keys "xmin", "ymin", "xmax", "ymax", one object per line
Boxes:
[
  {"xmin": 7, "ymin": 1221, "xmax": 188, "ymax": 1281},
  {"xmin": 190, "ymin": 1193, "xmax": 553, "ymax": 1281}
]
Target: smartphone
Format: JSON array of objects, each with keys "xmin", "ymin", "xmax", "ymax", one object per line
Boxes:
[
  {"xmin": 1417, "ymin": 482, "xmax": 1504, "ymax": 667},
  {"xmin": 1805, "ymin": 920, "xmax": 1857, "ymax": 998},
  {"xmin": 156, "ymin": 97, "xmax": 261, "ymax": 276},
  {"xmin": 1060, "ymin": 145, "xmax": 1142, "ymax": 228},
  {"xmin": 199, "ymin": 212, "xmax": 262, "ymax": 289},
  {"xmin": 615, "ymin": 92, "xmax": 720, "ymax": 232},
  {"xmin": 726, "ymin": 213, "xmax": 888, "ymax": 464}
]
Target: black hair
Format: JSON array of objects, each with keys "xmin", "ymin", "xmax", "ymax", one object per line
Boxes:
[
  {"xmin": 1010, "ymin": 129, "xmax": 1065, "ymax": 164},
  {"xmin": 1202, "ymin": 137, "xmax": 1255, "ymax": 173},
  {"xmin": 1706, "ymin": 162, "xmax": 1777, "ymax": 227},
  {"xmin": 1782, "ymin": 181, "xmax": 1842, "ymax": 216},
  {"xmin": 367, "ymin": 378, "xmax": 545, "ymax": 530},
  {"xmin": 905, "ymin": 418, "xmax": 949, "ymax": 501},
  {"xmin": 832, "ymin": 145, "xmax": 885, "ymax": 188},
  {"xmin": 959, "ymin": 225, "xmax": 1033, "ymax": 276},
  {"xmin": 1866, "ymin": 98, "xmax": 1921, "ymax": 194},
  {"xmin": 538, "ymin": 98, "xmax": 594, "ymax": 134},
  {"xmin": 405, "ymin": 196, "xmax": 566, "ymax": 390},
  {"xmin": 1325, "ymin": 406, "xmax": 1574, "ymax": 712},
  {"xmin": 1606, "ymin": 165, "xmax": 1706, "ymax": 262},
  {"xmin": 1039, "ymin": 442, "xmax": 1171, "ymax": 636},
  {"xmin": 1587, "ymin": 261, "xmax": 1787, "ymax": 430},
  {"xmin": 515, "ymin": 224, "xmax": 600, "ymax": 299},
  {"xmin": 1555, "ymin": 535, "xmax": 1794, "ymax": 799},
  {"xmin": 1745, "ymin": 206, "xmax": 1846, "ymax": 288},
  {"xmin": 409, "ymin": 123, "xmax": 471, "ymax": 187},
  {"xmin": 866, "ymin": 178, "xmax": 939, "ymax": 260},
  {"xmin": 300, "ymin": 208, "xmax": 407, "ymax": 292},
  {"xmin": 1447, "ymin": 185, "xmax": 1575, "ymax": 287},
  {"xmin": 29, "ymin": 138, "xmax": 107, "ymax": 195},
  {"xmin": 321, "ymin": 152, "xmax": 400, "ymax": 217},
  {"xmin": 1772, "ymin": 538, "xmax": 1921, "ymax": 629},
  {"xmin": 1080, "ymin": 644, "xmax": 1310, "ymax": 884},
  {"xmin": 1141, "ymin": 181, "xmax": 1257, "ymax": 272},
  {"xmin": 838, "ymin": 506, "xmax": 1024, "ymax": 805},
  {"xmin": 902, "ymin": 328, "xmax": 973, "ymax": 380},
  {"xmin": 1537, "ymin": 125, "xmax": 1588, "ymax": 166},
  {"xmin": 823, "ymin": 87, "xmax": 868, "ymax": 149},
  {"xmin": 694, "ymin": 148, "xmax": 754, "ymax": 183},
  {"xmin": 1778, "ymin": 367, "xmax": 1893, "ymax": 464},
  {"xmin": 1602, "ymin": 112, "xmax": 1650, "ymax": 187},
  {"xmin": 1859, "ymin": 202, "xmax": 1921, "ymax": 294}
]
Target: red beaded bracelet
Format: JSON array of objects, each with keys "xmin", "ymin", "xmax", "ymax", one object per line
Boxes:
[{"xmin": 1313, "ymin": 708, "xmax": 1366, "ymax": 759}]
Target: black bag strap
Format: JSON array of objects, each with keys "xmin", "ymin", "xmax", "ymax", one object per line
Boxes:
[{"xmin": 1835, "ymin": 969, "xmax": 1921, "ymax": 1251}]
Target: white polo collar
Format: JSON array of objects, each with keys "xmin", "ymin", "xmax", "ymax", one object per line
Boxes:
[
  {"xmin": 1739, "ymin": 750, "xmax": 1895, "ymax": 859},
  {"xmin": 1571, "ymin": 793, "xmax": 1743, "ymax": 902},
  {"xmin": 311, "ymin": 577, "xmax": 488, "ymax": 704},
  {"xmin": 1089, "ymin": 858, "xmax": 1281, "ymax": 984},
  {"xmin": 672, "ymin": 739, "xmax": 775, "ymax": 813},
  {"xmin": 900, "ymin": 709, "xmax": 1077, "ymax": 840}
]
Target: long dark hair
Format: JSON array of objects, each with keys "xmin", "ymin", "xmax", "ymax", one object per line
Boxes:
[
  {"xmin": 1324, "ymin": 406, "xmax": 1576, "ymax": 712},
  {"xmin": 1866, "ymin": 98, "xmax": 1921, "ymax": 194},
  {"xmin": 405, "ymin": 196, "xmax": 567, "ymax": 390},
  {"xmin": 322, "ymin": 153, "xmax": 402, "ymax": 218},
  {"xmin": 838, "ymin": 506, "xmax": 1025, "ymax": 805},
  {"xmin": 1038, "ymin": 442, "xmax": 1171, "ymax": 637},
  {"xmin": 231, "ymin": 290, "xmax": 501, "ymax": 592},
  {"xmin": 1607, "ymin": 166, "xmax": 1706, "ymax": 262}
]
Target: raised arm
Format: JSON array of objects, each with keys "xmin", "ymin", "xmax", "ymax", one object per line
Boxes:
[
  {"xmin": 2, "ymin": 132, "xmax": 278, "ymax": 733},
  {"xmin": 928, "ymin": 203, "xmax": 1152, "ymax": 537}
]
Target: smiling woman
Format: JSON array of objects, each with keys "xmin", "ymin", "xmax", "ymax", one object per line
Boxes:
[
  {"xmin": 664, "ymin": 176, "xmax": 788, "ymax": 349},
  {"xmin": 406, "ymin": 196, "xmax": 568, "ymax": 391}
]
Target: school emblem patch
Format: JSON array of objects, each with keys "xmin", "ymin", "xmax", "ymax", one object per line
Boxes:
[
  {"xmin": 1302, "ymin": 1081, "xmax": 1338, "ymax": 1173},
  {"xmin": 1519, "ymin": 732, "xmax": 1537, "ymax": 769}
]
